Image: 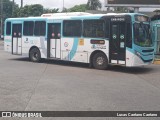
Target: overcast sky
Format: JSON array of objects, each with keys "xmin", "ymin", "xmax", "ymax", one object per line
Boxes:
[
  {"xmin": 14, "ymin": 0, "xmax": 158, "ymax": 12},
  {"xmin": 15, "ymin": 0, "xmax": 105, "ymax": 10}
]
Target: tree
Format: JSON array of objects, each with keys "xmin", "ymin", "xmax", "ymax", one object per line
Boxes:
[
  {"xmin": 86, "ymin": 0, "xmax": 102, "ymax": 10},
  {"xmin": 68, "ymin": 4, "xmax": 87, "ymax": 12},
  {"xmin": 154, "ymin": 9, "xmax": 160, "ymax": 14},
  {"xmin": 18, "ymin": 4, "xmax": 43, "ymax": 17},
  {"xmin": 43, "ymin": 8, "xmax": 59, "ymax": 13},
  {"xmin": 0, "ymin": 0, "xmax": 19, "ymax": 34},
  {"xmin": 0, "ymin": 0, "xmax": 19, "ymax": 18}
]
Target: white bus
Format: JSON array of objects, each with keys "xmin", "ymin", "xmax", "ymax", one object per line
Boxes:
[{"xmin": 4, "ymin": 12, "xmax": 154, "ymax": 69}]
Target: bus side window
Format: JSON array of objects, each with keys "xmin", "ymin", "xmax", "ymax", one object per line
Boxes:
[
  {"xmin": 157, "ymin": 27, "xmax": 160, "ymax": 54},
  {"xmin": 6, "ymin": 22, "xmax": 11, "ymax": 35},
  {"xmin": 63, "ymin": 20, "xmax": 82, "ymax": 37},
  {"xmin": 83, "ymin": 20, "xmax": 105, "ymax": 38},
  {"xmin": 23, "ymin": 21, "xmax": 34, "ymax": 36},
  {"xmin": 126, "ymin": 23, "xmax": 132, "ymax": 48},
  {"xmin": 34, "ymin": 21, "xmax": 46, "ymax": 36}
]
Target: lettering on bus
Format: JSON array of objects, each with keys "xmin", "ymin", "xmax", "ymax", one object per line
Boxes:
[
  {"xmin": 111, "ymin": 18, "xmax": 125, "ymax": 22},
  {"xmin": 91, "ymin": 44, "xmax": 106, "ymax": 49}
]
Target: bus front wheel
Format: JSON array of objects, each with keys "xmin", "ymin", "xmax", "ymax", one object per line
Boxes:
[
  {"xmin": 92, "ymin": 52, "xmax": 108, "ymax": 70},
  {"xmin": 29, "ymin": 48, "xmax": 41, "ymax": 62}
]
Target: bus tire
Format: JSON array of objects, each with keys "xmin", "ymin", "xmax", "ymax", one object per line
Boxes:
[
  {"xmin": 92, "ymin": 52, "xmax": 108, "ymax": 70},
  {"xmin": 29, "ymin": 48, "xmax": 41, "ymax": 62}
]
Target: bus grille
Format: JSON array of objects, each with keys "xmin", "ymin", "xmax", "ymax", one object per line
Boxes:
[{"xmin": 142, "ymin": 49, "xmax": 154, "ymax": 52}]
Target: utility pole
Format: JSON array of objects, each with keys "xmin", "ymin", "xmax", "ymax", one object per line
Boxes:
[
  {"xmin": 12, "ymin": 0, "xmax": 14, "ymax": 17},
  {"xmin": 21, "ymin": 0, "xmax": 23, "ymax": 8},
  {"xmin": 0, "ymin": 0, "xmax": 3, "ymax": 36},
  {"xmin": 62, "ymin": 0, "xmax": 64, "ymax": 12}
]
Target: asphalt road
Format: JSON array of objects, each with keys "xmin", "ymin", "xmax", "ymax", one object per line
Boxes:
[{"xmin": 0, "ymin": 40, "xmax": 160, "ymax": 120}]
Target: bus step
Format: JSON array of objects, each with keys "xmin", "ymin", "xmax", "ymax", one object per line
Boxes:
[{"xmin": 48, "ymin": 57, "xmax": 61, "ymax": 60}]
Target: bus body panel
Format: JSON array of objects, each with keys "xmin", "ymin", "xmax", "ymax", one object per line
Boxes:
[
  {"xmin": 4, "ymin": 36, "xmax": 12, "ymax": 52},
  {"xmin": 21, "ymin": 36, "xmax": 47, "ymax": 58},
  {"xmin": 126, "ymin": 49, "xmax": 149, "ymax": 67},
  {"xmin": 4, "ymin": 13, "xmax": 154, "ymax": 67},
  {"xmin": 61, "ymin": 38, "xmax": 109, "ymax": 63}
]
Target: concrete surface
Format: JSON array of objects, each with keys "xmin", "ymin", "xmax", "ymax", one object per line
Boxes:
[{"xmin": 0, "ymin": 42, "xmax": 160, "ymax": 120}]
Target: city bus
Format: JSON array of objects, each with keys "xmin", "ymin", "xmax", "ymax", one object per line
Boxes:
[
  {"xmin": 151, "ymin": 15, "xmax": 160, "ymax": 59},
  {"xmin": 4, "ymin": 12, "xmax": 154, "ymax": 70}
]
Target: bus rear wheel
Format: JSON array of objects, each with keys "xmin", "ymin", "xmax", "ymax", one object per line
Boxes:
[
  {"xmin": 29, "ymin": 48, "xmax": 41, "ymax": 62},
  {"xmin": 92, "ymin": 52, "xmax": 108, "ymax": 70}
]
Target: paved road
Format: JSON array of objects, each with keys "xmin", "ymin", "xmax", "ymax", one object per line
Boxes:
[{"xmin": 0, "ymin": 42, "xmax": 160, "ymax": 120}]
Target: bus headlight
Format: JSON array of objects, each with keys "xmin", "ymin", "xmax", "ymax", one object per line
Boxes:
[{"xmin": 135, "ymin": 51, "xmax": 141, "ymax": 57}]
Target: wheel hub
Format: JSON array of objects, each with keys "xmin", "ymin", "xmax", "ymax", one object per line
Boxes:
[
  {"xmin": 96, "ymin": 57, "xmax": 104, "ymax": 65},
  {"xmin": 33, "ymin": 53, "xmax": 38, "ymax": 59}
]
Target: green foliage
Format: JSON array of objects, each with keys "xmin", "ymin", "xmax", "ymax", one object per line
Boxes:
[
  {"xmin": 87, "ymin": 0, "xmax": 102, "ymax": 10},
  {"xmin": 1, "ymin": 0, "xmax": 59, "ymax": 18},
  {"xmin": 43, "ymin": 8, "xmax": 59, "ymax": 13},
  {"xmin": 154, "ymin": 9, "xmax": 160, "ymax": 13},
  {"xmin": 18, "ymin": 4, "xmax": 44, "ymax": 17},
  {"xmin": 68, "ymin": 4, "xmax": 87, "ymax": 12},
  {"xmin": 0, "ymin": 0, "xmax": 19, "ymax": 18}
]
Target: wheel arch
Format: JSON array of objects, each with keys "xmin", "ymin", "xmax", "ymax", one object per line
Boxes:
[
  {"xmin": 89, "ymin": 50, "xmax": 108, "ymax": 67},
  {"xmin": 29, "ymin": 46, "xmax": 40, "ymax": 58}
]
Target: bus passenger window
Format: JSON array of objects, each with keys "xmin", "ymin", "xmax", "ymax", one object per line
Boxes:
[
  {"xmin": 83, "ymin": 20, "xmax": 105, "ymax": 38},
  {"xmin": 23, "ymin": 21, "xmax": 34, "ymax": 36},
  {"xmin": 63, "ymin": 20, "xmax": 82, "ymax": 37},
  {"xmin": 34, "ymin": 21, "xmax": 46, "ymax": 36}
]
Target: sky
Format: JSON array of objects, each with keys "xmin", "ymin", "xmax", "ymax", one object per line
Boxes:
[
  {"xmin": 14, "ymin": 0, "xmax": 158, "ymax": 12},
  {"xmin": 15, "ymin": 0, "xmax": 105, "ymax": 10}
]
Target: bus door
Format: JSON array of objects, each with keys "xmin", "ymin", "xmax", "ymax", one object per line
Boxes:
[
  {"xmin": 48, "ymin": 23, "xmax": 61, "ymax": 58},
  {"xmin": 12, "ymin": 24, "xmax": 22, "ymax": 55},
  {"xmin": 109, "ymin": 21, "xmax": 126, "ymax": 64}
]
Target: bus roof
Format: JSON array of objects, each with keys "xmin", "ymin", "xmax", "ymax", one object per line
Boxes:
[
  {"xmin": 41, "ymin": 12, "xmax": 92, "ymax": 17},
  {"xmin": 5, "ymin": 12, "xmax": 147, "ymax": 22}
]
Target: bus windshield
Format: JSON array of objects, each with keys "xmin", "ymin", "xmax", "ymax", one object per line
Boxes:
[{"xmin": 134, "ymin": 23, "xmax": 152, "ymax": 47}]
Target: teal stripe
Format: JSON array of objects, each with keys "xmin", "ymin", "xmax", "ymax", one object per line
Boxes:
[
  {"xmin": 67, "ymin": 38, "xmax": 79, "ymax": 61},
  {"xmin": 4, "ymin": 39, "xmax": 12, "ymax": 43}
]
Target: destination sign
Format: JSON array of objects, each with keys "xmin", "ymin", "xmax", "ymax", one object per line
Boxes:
[{"xmin": 111, "ymin": 18, "xmax": 125, "ymax": 22}]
